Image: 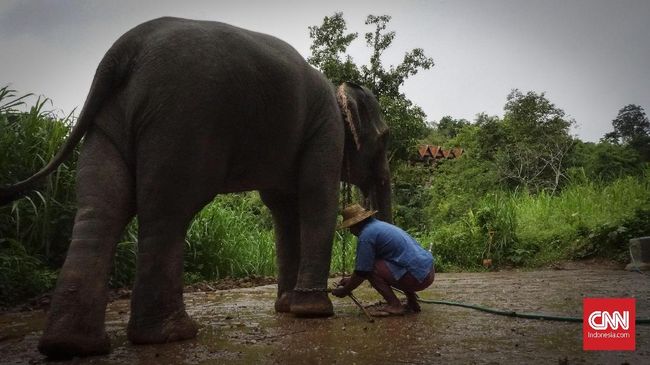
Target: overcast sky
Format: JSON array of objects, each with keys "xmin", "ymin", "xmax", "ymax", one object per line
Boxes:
[{"xmin": 1, "ymin": 0, "xmax": 649, "ymax": 142}]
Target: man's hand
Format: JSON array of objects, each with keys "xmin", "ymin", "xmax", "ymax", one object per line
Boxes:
[
  {"xmin": 331, "ymin": 272, "xmax": 366, "ymax": 298},
  {"xmin": 331, "ymin": 286, "xmax": 349, "ymax": 298},
  {"xmin": 338, "ymin": 277, "xmax": 350, "ymax": 287}
]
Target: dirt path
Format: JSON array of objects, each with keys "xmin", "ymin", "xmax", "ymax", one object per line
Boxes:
[{"xmin": 1, "ymin": 266, "xmax": 648, "ymax": 364}]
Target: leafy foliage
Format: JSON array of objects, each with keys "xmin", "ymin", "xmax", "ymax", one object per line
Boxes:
[
  {"xmin": 419, "ymin": 172, "xmax": 650, "ymax": 270},
  {"xmin": 0, "ymin": 88, "xmax": 78, "ymax": 268},
  {"xmin": 569, "ymin": 141, "xmax": 646, "ymax": 181},
  {"xmin": 496, "ymin": 90, "xmax": 575, "ymax": 193},
  {"xmin": 604, "ymin": 104, "xmax": 650, "ymax": 162},
  {"xmin": 431, "ymin": 116, "xmax": 470, "ymax": 140},
  {"xmin": 0, "ymin": 88, "xmax": 77, "ymax": 306},
  {"xmin": 400, "ymin": 88, "xmax": 649, "ymax": 270},
  {"xmin": 360, "ymin": 15, "xmax": 434, "ymax": 99},
  {"xmin": 604, "ymin": 104, "xmax": 650, "ymax": 144},
  {"xmin": 307, "ymin": 12, "xmax": 361, "ymax": 86},
  {"xmin": 0, "ymin": 238, "xmax": 56, "ymax": 306},
  {"xmin": 308, "ymin": 12, "xmax": 434, "ymax": 161},
  {"xmin": 184, "ymin": 193, "xmax": 275, "ymax": 280}
]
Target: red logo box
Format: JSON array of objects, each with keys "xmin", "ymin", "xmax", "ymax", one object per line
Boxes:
[{"xmin": 583, "ymin": 298, "xmax": 635, "ymax": 351}]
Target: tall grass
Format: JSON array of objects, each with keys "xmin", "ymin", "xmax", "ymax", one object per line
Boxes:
[
  {"xmin": 0, "ymin": 89, "xmax": 78, "ymax": 267},
  {"xmin": 110, "ymin": 193, "xmax": 278, "ymax": 286},
  {"xmin": 515, "ymin": 173, "xmax": 650, "ymax": 264},
  {"xmin": 423, "ymin": 171, "xmax": 650, "ymax": 270},
  {"xmin": 516, "ymin": 176, "xmax": 649, "ymax": 242},
  {"xmin": 184, "ymin": 193, "xmax": 276, "ymax": 281},
  {"xmin": 1, "ymin": 87, "xmax": 78, "ymax": 304}
]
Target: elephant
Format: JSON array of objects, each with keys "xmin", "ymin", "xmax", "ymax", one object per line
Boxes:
[{"xmin": 0, "ymin": 17, "xmax": 392, "ymax": 358}]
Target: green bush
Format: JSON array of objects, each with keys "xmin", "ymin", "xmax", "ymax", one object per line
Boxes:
[
  {"xmin": 420, "ymin": 191, "xmax": 519, "ymax": 270},
  {"xmin": 392, "ymin": 162, "xmax": 435, "ymax": 233},
  {"xmin": 0, "ymin": 88, "xmax": 77, "ymax": 305},
  {"xmin": 184, "ymin": 193, "xmax": 276, "ymax": 279},
  {"xmin": 331, "ymin": 230, "xmax": 358, "ymax": 275},
  {"xmin": 0, "ymin": 89, "xmax": 78, "ymax": 268},
  {"xmin": 0, "ymin": 238, "xmax": 56, "ymax": 306},
  {"xmin": 422, "ymin": 172, "xmax": 650, "ymax": 269},
  {"xmin": 423, "ymin": 221, "xmax": 484, "ymax": 271},
  {"xmin": 111, "ymin": 193, "xmax": 278, "ymax": 287},
  {"xmin": 570, "ymin": 206, "xmax": 650, "ymax": 262}
]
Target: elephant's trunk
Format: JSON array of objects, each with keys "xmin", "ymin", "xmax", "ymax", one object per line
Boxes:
[
  {"xmin": 374, "ymin": 164, "xmax": 393, "ymax": 224},
  {"xmin": 368, "ymin": 153, "xmax": 393, "ymax": 223}
]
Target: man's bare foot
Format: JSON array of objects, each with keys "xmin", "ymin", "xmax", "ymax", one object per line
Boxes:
[
  {"xmin": 405, "ymin": 292, "xmax": 421, "ymax": 313},
  {"xmin": 383, "ymin": 304, "xmax": 406, "ymax": 315},
  {"xmin": 368, "ymin": 304, "xmax": 405, "ymax": 317}
]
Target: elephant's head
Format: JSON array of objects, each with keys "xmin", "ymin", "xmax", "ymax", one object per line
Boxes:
[{"xmin": 336, "ymin": 82, "xmax": 393, "ymax": 223}]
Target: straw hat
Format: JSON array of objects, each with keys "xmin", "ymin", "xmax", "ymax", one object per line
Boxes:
[{"xmin": 338, "ymin": 204, "xmax": 377, "ymax": 229}]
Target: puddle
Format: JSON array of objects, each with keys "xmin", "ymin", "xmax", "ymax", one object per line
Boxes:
[{"xmin": 1, "ymin": 269, "xmax": 649, "ymax": 364}]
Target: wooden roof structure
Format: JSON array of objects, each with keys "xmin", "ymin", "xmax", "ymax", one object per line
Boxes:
[{"xmin": 413, "ymin": 145, "xmax": 464, "ymax": 165}]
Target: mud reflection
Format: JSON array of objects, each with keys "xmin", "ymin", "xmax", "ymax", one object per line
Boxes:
[{"xmin": 1, "ymin": 269, "xmax": 649, "ymax": 364}]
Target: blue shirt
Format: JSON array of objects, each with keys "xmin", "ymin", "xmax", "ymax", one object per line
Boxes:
[{"xmin": 355, "ymin": 218, "xmax": 434, "ymax": 282}]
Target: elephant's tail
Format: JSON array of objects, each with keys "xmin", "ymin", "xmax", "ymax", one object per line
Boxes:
[{"xmin": 0, "ymin": 53, "xmax": 126, "ymax": 206}]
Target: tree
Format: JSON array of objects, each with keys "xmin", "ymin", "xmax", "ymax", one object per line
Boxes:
[
  {"xmin": 307, "ymin": 12, "xmax": 361, "ymax": 86},
  {"xmin": 379, "ymin": 94, "xmax": 429, "ymax": 160},
  {"xmin": 308, "ymin": 13, "xmax": 434, "ymax": 161},
  {"xmin": 435, "ymin": 116, "xmax": 470, "ymax": 139},
  {"xmin": 479, "ymin": 90, "xmax": 575, "ymax": 193},
  {"xmin": 503, "ymin": 90, "xmax": 573, "ymax": 145},
  {"xmin": 360, "ymin": 15, "xmax": 434, "ymax": 99},
  {"xmin": 494, "ymin": 139, "xmax": 574, "ymax": 194},
  {"xmin": 472, "ymin": 113, "xmax": 505, "ymax": 161},
  {"xmin": 604, "ymin": 104, "xmax": 650, "ymax": 144},
  {"xmin": 570, "ymin": 141, "xmax": 645, "ymax": 181},
  {"xmin": 603, "ymin": 104, "xmax": 650, "ymax": 161}
]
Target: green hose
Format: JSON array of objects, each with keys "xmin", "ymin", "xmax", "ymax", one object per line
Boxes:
[
  {"xmin": 391, "ymin": 288, "xmax": 650, "ymax": 324},
  {"xmin": 414, "ymin": 297, "xmax": 650, "ymax": 324}
]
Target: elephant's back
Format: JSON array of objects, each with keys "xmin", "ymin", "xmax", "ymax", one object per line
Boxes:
[
  {"xmin": 108, "ymin": 17, "xmax": 320, "ymax": 128},
  {"xmin": 99, "ymin": 17, "xmax": 337, "ymax": 191},
  {"xmin": 117, "ymin": 17, "xmax": 310, "ymax": 79},
  {"xmin": 119, "ymin": 16, "xmax": 320, "ymax": 132}
]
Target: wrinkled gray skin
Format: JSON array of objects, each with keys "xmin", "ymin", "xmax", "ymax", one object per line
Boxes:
[{"xmin": 0, "ymin": 17, "xmax": 392, "ymax": 358}]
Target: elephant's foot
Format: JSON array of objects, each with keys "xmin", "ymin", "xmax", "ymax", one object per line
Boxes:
[
  {"xmin": 275, "ymin": 291, "xmax": 292, "ymax": 313},
  {"xmin": 290, "ymin": 291, "xmax": 334, "ymax": 317},
  {"xmin": 38, "ymin": 326, "xmax": 110, "ymax": 359},
  {"xmin": 127, "ymin": 309, "xmax": 198, "ymax": 344},
  {"xmin": 275, "ymin": 291, "xmax": 293, "ymax": 313}
]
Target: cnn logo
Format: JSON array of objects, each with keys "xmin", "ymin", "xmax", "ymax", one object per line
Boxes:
[
  {"xmin": 583, "ymin": 298, "xmax": 635, "ymax": 351},
  {"xmin": 587, "ymin": 310, "xmax": 629, "ymax": 330}
]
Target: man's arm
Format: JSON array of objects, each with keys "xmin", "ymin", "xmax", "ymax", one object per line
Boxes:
[{"xmin": 331, "ymin": 271, "xmax": 370, "ymax": 298}]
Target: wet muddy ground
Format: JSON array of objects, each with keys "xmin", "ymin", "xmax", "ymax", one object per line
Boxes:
[{"xmin": 1, "ymin": 264, "xmax": 649, "ymax": 364}]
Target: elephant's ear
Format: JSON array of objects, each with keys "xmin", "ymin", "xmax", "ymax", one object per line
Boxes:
[{"xmin": 336, "ymin": 83, "xmax": 362, "ymax": 151}]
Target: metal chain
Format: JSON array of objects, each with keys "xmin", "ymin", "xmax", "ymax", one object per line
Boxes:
[{"xmin": 293, "ymin": 287, "xmax": 329, "ymax": 293}]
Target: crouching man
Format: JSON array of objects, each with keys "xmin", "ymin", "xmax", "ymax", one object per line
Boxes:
[{"xmin": 331, "ymin": 204, "xmax": 435, "ymax": 316}]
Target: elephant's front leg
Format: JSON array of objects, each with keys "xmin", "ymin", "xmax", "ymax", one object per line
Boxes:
[
  {"xmin": 38, "ymin": 131, "xmax": 134, "ymax": 358},
  {"xmin": 289, "ymin": 131, "xmax": 343, "ymax": 317},
  {"xmin": 260, "ymin": 190, "xmax": 301, "ymax": 313}
]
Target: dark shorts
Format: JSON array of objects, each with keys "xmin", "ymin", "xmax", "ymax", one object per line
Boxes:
[{"xmin": 374, "ymin": 259, "xmax": 435, "ymax": 292}]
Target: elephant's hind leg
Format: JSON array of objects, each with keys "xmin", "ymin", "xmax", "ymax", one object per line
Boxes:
[
  {"xmin": 126, "ymin": 189, "xmax": 206, "ymax": 343},
  {"xmin": 38, "ymin": 130, "xmax": 135, "ymax": 358},
  {"xmin": 126, "ymin": 216, "xmax": 199, "ymax": 344}
]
